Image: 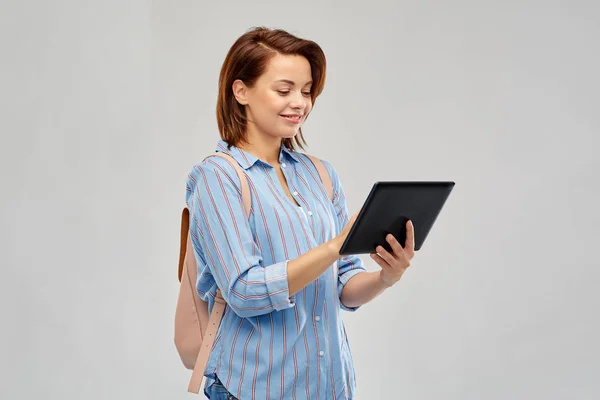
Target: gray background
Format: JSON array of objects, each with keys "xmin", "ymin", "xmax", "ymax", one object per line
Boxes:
[{"xmin": 1, "ymin": 0, "xmax": 599, "ymax": 399}]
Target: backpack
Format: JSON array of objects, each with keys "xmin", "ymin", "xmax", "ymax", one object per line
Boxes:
[{"xmin": 175, "ymin": 151, "xmax": 334, "ymax": 394}]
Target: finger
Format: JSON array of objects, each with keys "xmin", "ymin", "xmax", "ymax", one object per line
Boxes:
[
  {"xmin": 370, "ymin": 252, "xmax": 390, "ymax": 269},
  {"xmin": 375, "ymin": 245, "xmax": 397, "ymax": 266},
  {"xmin": 405, "ymin": 220, "xmax": 415, "ymax": 251},
  {"xmin": 348, "ymin": 211, "xmax": 359, "ymax": 225},
  {"xmin": 386, "ymin": 234, "xmax": 406, "ymax": 258}
]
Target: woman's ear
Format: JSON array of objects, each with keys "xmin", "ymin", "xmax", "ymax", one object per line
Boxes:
[{"xmin": 232, "ymin": 79, "xmax": 249, "ymax": 105}]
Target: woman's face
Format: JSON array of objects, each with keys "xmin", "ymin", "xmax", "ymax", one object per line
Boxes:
[{"xmin": 234, "ymin": 54, "xmax": 313, "ymax": 141}]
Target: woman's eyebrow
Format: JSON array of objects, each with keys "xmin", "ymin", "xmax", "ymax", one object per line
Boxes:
[{"xmin": 274, "ymin": 79, "xmax": 313, "ymax": 86}]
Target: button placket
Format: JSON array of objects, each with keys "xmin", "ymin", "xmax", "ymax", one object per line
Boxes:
[
  {"xmin": 279, "ymin": 163, "xmax": 299, "ymax": 209},
  {"xmin": 280, "ymin": 164, "xmax": 317, "ymax": 240}
]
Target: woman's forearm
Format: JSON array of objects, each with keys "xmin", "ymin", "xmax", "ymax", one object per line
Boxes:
[
  {"xmin": 339, "ymin": 270, "xmax": 391, "ymax": 309},
  {"xmin": 287, "ymin": 240, "xmax": 341, "ymax": 296}
]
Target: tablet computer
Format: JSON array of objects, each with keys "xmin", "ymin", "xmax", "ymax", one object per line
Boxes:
[{"xmin": 338, "ymin": 181, "xmax": 455, "ymax": 255}]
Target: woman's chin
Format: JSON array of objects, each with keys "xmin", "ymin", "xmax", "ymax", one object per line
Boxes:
[{"xmin": 279, "ymin": 130, "xmax": 298, "ymax": 139}]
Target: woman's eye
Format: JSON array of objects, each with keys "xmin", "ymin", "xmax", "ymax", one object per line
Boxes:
[{"xmin": 276, "ymin": 90, "xmax": 311, "ymax": 97}]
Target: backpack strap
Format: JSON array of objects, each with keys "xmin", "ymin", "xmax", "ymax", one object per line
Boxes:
[
  {"xmin": 182, "ymin": 151, "xmax": 252, "ymax": 394},
  {"xmin": 304, "ymin": 154, "xmax": 334, "ymax": 203},
  {"xmin": 178, "ymin": 152, "xmax": 251, "ymax": 282},
  {"xmin": 208, "ymin": 152, "xmax": 252, "ymax": 219},
  {"xmin": 188, "ymin": 282, "xmax": 226, "ymax": 393}
]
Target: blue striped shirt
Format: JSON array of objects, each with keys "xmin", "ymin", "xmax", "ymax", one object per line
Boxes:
[{"xmin": 185, "ymin": 139, "xmax": 367, "ymax": 400}]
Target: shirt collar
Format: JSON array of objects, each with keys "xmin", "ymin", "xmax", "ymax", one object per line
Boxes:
[{"xmin": 215, "ymin": 139, "xmax": 300, "ymax": 170}]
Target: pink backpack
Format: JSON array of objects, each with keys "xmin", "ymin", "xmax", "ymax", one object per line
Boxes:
[{"xmin": 175, "ymin": 151, "xmax": 334, "ymax": 394}]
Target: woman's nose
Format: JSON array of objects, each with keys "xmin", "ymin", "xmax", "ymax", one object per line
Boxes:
[{"xmin": 289, "ymin": 91, "xmax": 307, "ymax": 109}]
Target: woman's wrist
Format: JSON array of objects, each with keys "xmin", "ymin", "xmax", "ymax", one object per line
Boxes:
[
  {"xmin": 288, "ymin": 238, "xmax": 343, "ymax": 296},
  {"xmin": 378, "ymin": 269, "xmax": 403, "ymax": 289},
  {"xmin": 326, "ymin": 237, "xmax": 342, "ymax": 257}
]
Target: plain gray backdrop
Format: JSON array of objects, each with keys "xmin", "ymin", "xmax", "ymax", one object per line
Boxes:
[{"xmin": 1, "ymin": 0, "xmax": 599, "ymax": 399}]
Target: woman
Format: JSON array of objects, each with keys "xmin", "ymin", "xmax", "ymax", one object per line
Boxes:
[{"xmin": 185, "ymin": 27, "xmax": 415, "ymax": 400}]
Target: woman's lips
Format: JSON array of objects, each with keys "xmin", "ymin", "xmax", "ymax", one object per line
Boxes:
[{"xmin": 281, "ymin": 114, "xmax": 302, "ymax": 124}]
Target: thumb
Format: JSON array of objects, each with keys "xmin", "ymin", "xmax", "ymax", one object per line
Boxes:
[{"xmin": 348, "ymin": 211, "xmax": 359, "ymax": 228}]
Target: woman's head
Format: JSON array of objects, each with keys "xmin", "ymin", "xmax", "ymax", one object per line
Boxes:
[{"xmin": 216, "ymin": 27, "xmax": 327, "ymax": 151}]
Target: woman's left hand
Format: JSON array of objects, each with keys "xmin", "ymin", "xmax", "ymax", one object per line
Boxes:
[{"xmin": 370, "ymin": 220, "xmax": 415, "ymax": 288}]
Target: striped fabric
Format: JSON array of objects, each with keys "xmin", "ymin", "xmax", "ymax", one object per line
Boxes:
[{"xmin": 185, "ymin": 140, "xmax": 366, "ymax": 400}]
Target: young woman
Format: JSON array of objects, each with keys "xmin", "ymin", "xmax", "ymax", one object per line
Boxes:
[{"xmin": 185, "ymin": 27, "xmax": 415, "ymax": 400}]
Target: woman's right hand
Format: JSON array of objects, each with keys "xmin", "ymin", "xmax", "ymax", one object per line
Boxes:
[{"xmin": 329, "ymin": 211, "xmax": 360, "ymax": 254}]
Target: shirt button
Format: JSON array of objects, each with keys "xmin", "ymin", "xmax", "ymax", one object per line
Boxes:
[
  {"xmin": 307, "ymin": 211, "xmax": 313, "ymax": 217},
  {"xmin": 281, "ymin": 163, "xmax": 286, "ymax": 168},
  {"xmin": 315, "ymin": 316, "xmax": 320, "ymax": 321},
  {"xmin": 293, "ymin": 191, "xmax": 298, "ymax": 196},
  {"xmin": 319, "ymin": 351, "xmax": 325, "ymax": 357}
]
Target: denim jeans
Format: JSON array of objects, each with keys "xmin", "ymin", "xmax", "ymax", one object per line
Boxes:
[
  {"xmin": 206, "ymin": 377, "xmax": 354, "ymax": 399},
  {"xmin": 205, "ymin": 376, "xmax": 238, "ymax": 400}
]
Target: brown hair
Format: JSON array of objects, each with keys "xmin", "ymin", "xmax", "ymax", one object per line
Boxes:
[{"xmin": 216, "ymin": 27, "xmax": 327, "ymax": 152}]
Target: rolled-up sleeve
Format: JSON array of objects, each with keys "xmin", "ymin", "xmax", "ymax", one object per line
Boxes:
[
  {"xmin": 322, "ymin": 160, "xmax": 368, "ymax": 312},
  {"xmin": 185, "ymin": 158, "xmax": 295, "ymax": 318}
]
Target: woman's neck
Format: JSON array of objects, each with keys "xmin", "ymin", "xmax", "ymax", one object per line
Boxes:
[{"xmin": 238, "ymin": 127, "xmax": 285, "ymax": 167}]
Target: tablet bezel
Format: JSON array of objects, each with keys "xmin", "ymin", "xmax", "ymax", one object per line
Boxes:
[{"xmin": 338, "ymin": 181, "xmax": 455, "ymax": 256}]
